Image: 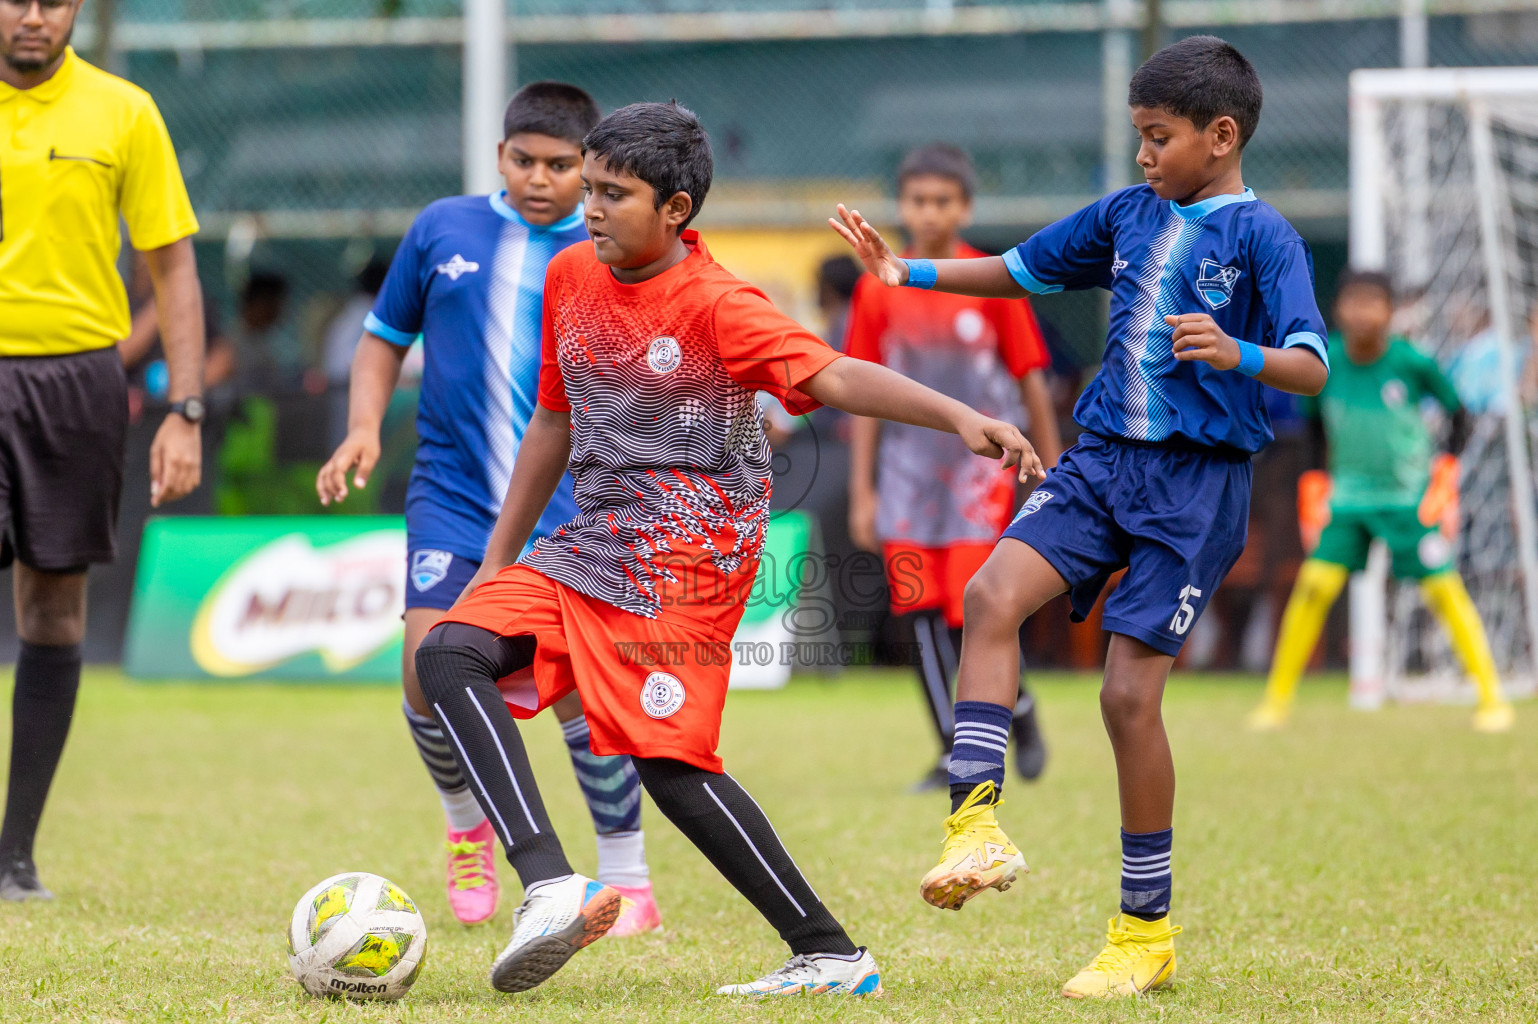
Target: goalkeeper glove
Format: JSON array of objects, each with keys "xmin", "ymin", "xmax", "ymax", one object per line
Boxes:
[
  {"xmin": 1419, "ymin": 453, "xmax": 1461, "ymax": 537},
  {"xmin": 1297, "ymin": 469, "xmax": 1332, "ymax": 554}
]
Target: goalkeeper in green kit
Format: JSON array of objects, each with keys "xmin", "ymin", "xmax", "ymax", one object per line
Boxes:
[{"xmin": 1250, "ymin": 270, "xmax": 1515, "ymax": 733}]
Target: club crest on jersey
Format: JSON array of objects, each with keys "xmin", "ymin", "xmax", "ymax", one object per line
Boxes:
[
  {"xmin": 640, "ymin": 671, "xmax": 686, "ymax": 719},
  {"xmin": 647, "ymin": 335, "xmax": 682, "ymax": 375},
  {"xmin": 1195, "ymin": 259, "xmax": 1241, "ymax": 309},
  {"xmin": 410, "ymin": 549, "xmax": 453, "ymax": 591},
  {"xmin": 1011, "ymin": 490, "xmax": 1053, "ymax": 524},
  {"xmin": 435, "ymin": 254, "xmax": 479, "ymax": 280}
]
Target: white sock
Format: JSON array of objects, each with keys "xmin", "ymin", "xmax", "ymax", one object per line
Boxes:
[
  {"xmin": 595, "ymin": 829, "xmax": 650, "ymax": 888},
  {"xmin": 439, "ymin": 786, "xmax": 488, "ymax": 833}
]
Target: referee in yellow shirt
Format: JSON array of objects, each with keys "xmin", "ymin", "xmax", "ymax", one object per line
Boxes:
[{"xmin": 0, "ymin": 0, "xmax": 204, "ymax": 900}]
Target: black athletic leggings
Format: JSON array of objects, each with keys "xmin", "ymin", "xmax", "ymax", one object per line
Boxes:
[{"xmin": 414, "ymin": 621, "xmax": 856, "ymax": 956}]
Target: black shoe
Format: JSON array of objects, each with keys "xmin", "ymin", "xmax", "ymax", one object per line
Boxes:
[
  {"xmin": 1012, "ymin": 694, "xmax": 1048, "ymax": 781},
  {"xmin": 909, "ymin": 762, "xmax": 950, "ymax": 794},
  {"xmin": 0, "ymin": 855, "xmax": 54, "ymax": 902}
]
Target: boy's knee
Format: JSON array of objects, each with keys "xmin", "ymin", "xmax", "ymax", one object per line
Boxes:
[
  {"xmin": 962, "ymin": 565, "xmax": 1021, "ymax": 632},
  {"xmin": 413, "ymin": 623, "xmax": 500, "ymax": 705},
  {"xmin": 1100, "ymin": 677, "xmax": 1158, "ymax": 726}
]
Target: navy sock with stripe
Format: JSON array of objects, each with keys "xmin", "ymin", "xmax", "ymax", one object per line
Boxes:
[
  {"xmin": 561, "ymin": 713, "xmax": 650, "ymax": 888},
  {"xmin": 560, "ymin": 714, "xmax": 643, "ymax": 834},
  {"xmin": 1120, "ymin": 828, "xmax": 1173, "ymax": 920},
  {"xmin": 948, "ymin": 700, "xmax": 1012, "ymax": 811}
]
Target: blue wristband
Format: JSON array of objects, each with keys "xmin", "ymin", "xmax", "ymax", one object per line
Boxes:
[
  {"xmin": 903, "ymin": 258, "xmax": 937, "ymax": 290},
  {"xmin": 1235, "ymin": 340, "xmax": 1266, "ymax": 377}
]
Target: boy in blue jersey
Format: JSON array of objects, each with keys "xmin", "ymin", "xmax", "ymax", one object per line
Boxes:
[
  {"xmin": 317, "ymin": 82, "xmax": 661, "ymax": 935},
  {"xmin": 834, "ymin": 36, "xmax": 1329, "ymax": 997}
]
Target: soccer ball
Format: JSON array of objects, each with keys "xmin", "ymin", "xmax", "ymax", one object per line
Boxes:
[{"xmin": 287, "ymin": 872, "xmax": 427, "ymax": 1000}]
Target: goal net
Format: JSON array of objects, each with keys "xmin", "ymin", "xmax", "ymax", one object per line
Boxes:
[{"xmin": 1348, "ymin": 67, "xmax": 1538, "ymax": 705}]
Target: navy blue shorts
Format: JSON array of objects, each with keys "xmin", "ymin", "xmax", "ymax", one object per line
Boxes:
[
  {"xmin": 405, "ymin": 547, "xmax": 481, "ymax": 611},
  {"xmin": 1001, "ymin": 434, "xmax": 1251, "ymax": 656}
]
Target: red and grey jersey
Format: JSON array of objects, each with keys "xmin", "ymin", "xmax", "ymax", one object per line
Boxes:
[
  {"xmin": 845, "ymin": 243, "xmax": 1050, "ymax": 544},
  {"xmin": 526, "ymin": 232, "xmax": 842, "ymax": 638}
]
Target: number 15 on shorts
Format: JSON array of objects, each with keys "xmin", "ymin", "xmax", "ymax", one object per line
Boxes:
[{"xmin": 1170, "ymin": 585, "xmax": 1202, "ymax": 636}]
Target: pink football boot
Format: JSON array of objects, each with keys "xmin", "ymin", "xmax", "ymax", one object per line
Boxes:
[
  {"xmin": 607, "ymin": 881, "xmax": 664, "ymax": 937},
  {"xmin": 445, "ymin": 819, "xmax": 500, "ymax": 925}
]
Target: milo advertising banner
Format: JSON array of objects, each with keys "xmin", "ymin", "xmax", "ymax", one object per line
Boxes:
[
  {"xmin": 125, "ymin": 517, "xmax": 407, "ymax": 681},
  {"xmin": 125, "ymin": 513, "xmax": 815, "ymax": 686}
]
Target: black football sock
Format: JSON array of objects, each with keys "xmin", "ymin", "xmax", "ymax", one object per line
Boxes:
[
  {"xmin": 898, "ymin": 610, "xmax": 955, "ymax": 757},
  {"xmin": 415, "ymin": 623, "xmax": 572, "ymax": 888},
  {"xmin": 633, "ymin": 756, "xmax": 857, "ymax": 957},
  {"xmin": 0, "ymin": 642, "xmax": 83, "ymax": 863}
]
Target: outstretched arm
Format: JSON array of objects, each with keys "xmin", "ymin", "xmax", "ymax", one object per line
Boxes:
[
  {"xmin": 829, "ymin": 205, "xmax": 1027, "ymax": 298},
  {"xmin": 1168, "ymin": 313, "xmax": 1328, "ymax": 396},
  {"xmin": 801, "ymin": 356, "xmax": 1043, "ymax": 482}
]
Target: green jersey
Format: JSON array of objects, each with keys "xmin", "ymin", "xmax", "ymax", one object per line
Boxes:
[{"xmin": 1305, "ymin": 335, "xmax": 1462, "ymax": 510}]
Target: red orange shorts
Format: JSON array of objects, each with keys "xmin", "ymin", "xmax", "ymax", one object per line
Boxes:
[
  {"xmin": 883, "ymin": 542, "xmax": 995, "ymax": 628},
  {"xmin": 437, "ymin": 564, "xmax": 734, "ymax": 772}
]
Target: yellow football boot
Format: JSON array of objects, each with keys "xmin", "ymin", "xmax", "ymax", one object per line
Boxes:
[
  {"xmin": 1246, "ymin": 700, "xmax": 1290, "ymax": 731},
  {"xmin": 1061, "ymin": 914, "xmax": 1181, "ymax": 999},
  {"xmin": 1473, "ymin": 701, "xmax": 1515, "ymax": 733},
  {"xmin": 918, "ymin": 781, "xmax": 1027, "ymax": 910}
]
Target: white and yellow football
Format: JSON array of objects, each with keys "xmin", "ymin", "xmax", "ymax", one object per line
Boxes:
[{"xmin": 287, "ymin": 872, "xmax": 427, "ymax": 1000}]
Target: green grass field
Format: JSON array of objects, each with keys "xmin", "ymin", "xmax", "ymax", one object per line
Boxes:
[{"xmin": 0, "ymin": 669, "xmax": 1533, "ymax": 1023}]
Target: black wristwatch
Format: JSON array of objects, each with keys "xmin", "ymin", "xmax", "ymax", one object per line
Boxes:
[{"xmin": 169, "ymin": 396, "xmax": 206, "ymax": 424}]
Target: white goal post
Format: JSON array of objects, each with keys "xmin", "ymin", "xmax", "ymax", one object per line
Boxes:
[{"xmin": 1348, "ymin": 66, "xmax": 1538, "ymax": 705}]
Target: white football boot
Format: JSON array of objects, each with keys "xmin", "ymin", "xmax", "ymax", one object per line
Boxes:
[
  {"xmin": 489, "ymin": 874, "xmax": 621, "ymax": 993},
  {"xmin": 717, "ymin": 947, "xmax": 883, "ymax": 997}
]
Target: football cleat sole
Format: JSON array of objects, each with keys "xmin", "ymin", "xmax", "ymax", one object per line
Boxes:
[
  {"xmin": 489, "ymin": 887, "xmax": 622, "ymax": 993},
  {"xmin": 920, "ymin": 850, "xmax": 1028, "ymax": 911}
]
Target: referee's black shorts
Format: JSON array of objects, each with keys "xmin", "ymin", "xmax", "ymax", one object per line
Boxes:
[{"xmin": 0, "ymin": 347, "xmax": 128, "ymax": 572}]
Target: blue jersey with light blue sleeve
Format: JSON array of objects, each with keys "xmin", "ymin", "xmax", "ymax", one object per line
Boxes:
[
  {"xmin": 366, "ymin": 191, "xmax": 587, "ymax": 562},
  {"xmin": 1003, "ymin": 185, "xmax": 1327, "ymax": 454}
]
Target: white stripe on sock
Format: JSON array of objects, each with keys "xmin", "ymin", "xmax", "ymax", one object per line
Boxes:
[
  {"xmin": 1121, "ymin": 868, "xmax": 1172, "ymax": 880},
  {"xmin": 702, "ymin": 782, "xmax": 806, "ymax": 917},
  {"xmin": 1122, "ymin": 851, "xmax": 1171, "ymax": 864},
  {"xmin": 953, "ymin": 737, "xmax": 1008, "ymax": 755},
  {"xmin": 727, "ymin": 773, "xmax": 821, "ymax": 904},
  {"xmin": 434, "ymin": 703, "xmax": 515, "ymax": 850},
  {"xmin": 953, "ymin": 726, "xmax": 1009, "ymax": 741},
  {"xmin": 466, "ymin": 687, "xmax": 541, "ymax": 835}
]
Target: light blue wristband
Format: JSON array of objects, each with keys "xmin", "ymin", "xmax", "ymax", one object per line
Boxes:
[
  {"xmin": 1235, "ymin": 340, "xmax": 1266, "ymax": 377},
  {"xmin": 903, "ymin": 258, "xmax": 937, "ymax": 290}
]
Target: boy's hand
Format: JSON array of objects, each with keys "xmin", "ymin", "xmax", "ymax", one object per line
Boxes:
[
  {"xmin": 1169, "ymin": 313, "xmax": 1241, "ymax": 370},
  {"xmin": 829, "ymin": 204, "xmax": 906, "ymax": 287},
  {"xmin": 959, "ymin": 413, "xmax": 1045, "ymax": 483},
  {"xmin": 317, "ymin": 428, "xmax": 380, "ymax": 505}
]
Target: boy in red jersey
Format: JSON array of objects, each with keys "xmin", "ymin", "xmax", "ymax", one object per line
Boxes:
[
  {"xmin": 413, "ymin": 101, "xmax": 1041, "ymax": 998},
  {"xmin": 846, "ymin": 144, "xmax": 1062, "ymax": 791}
]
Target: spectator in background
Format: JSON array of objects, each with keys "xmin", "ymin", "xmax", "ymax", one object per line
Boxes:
[
  {"xmin": 818, "ymin": 255, "xmax": 862, "ymax": 351},
  {"xmin": 322, "ymin": 256, "xmax": 392, "ymax": 448},
  {"xmin": 229, "ymin": 269, "xmax": 293, "ymax": 394},
  {"xmin": 122, "ymin": 252, "xmax": 235, "ymax": 404}
]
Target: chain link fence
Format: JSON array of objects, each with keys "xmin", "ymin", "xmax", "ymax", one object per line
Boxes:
[{"xmin": 82, "ymin": 2, "xmax": 1537, "ymax": 363}]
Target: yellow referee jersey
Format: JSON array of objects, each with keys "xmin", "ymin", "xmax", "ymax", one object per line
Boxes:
[{"xmin": 0, "ymin": 48, "xmax": 199, "ymax": 357}]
